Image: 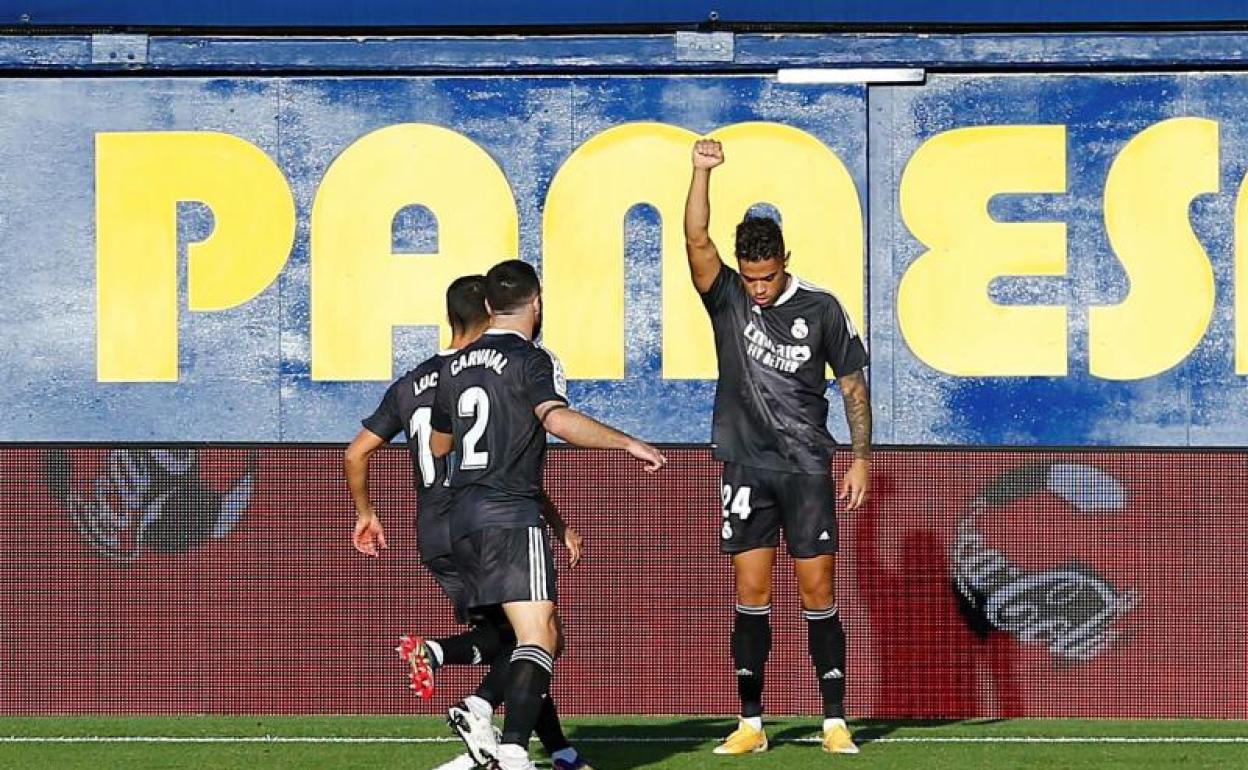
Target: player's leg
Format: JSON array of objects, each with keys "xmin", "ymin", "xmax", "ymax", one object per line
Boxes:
[
  {"xmin": 464, "ymin": 524, "xmax": 559, "ymax": 770},
  {"xmin": 535, "ymin": 696, "xmax": 594, "ymax": 770},
  {"xmin": 461, "ymin": 621, "xmax": 591, "ymax": 770},
  {"xmin": 732, "ymin": 548, "xmax": 775, "ymax": 719},
  {"xmin": 443, "ymin": 537, "xmax": 512, "ymax": 766},
  {"xmin": 530, "ymin": 614, "xmax": 592, "ymax": 770},
  {"xmin": 400, "ymin": 557, "xmax": 505, "ymax": 698},
  {"xmin": 496, "ymin": 599, "xmax": 559, "ymax": 770},
  {"xmin": 468, "ymin": 606, "xmax": 516, "ymax": 708},
  {"xmin": 440, "ymin": 572, "xmax": 582, "ymax": 768},
  {"xmin": 715, "ymin": 464, "xmax": 780, "ymax": 755},
  {"xmin": 785, "ymin": 473, "xmax": 857, "ymax": 755},
  {"xmin": 443, "ymin": 606, "xmax": 513, "ymax": 765}
]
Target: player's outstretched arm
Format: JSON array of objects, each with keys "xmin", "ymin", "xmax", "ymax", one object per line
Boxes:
[
  {"xmin": 837, "ymin": 370, "xmax": 872, "ymax": 510},
  {"xmin": 344, "ymin": 428, "xmax": 389, "ymax": 557},
  {"xmin": 538, "ymin": 401, "xmax": 667, "ymax": 473},
  {"xmin": 685, "ymin": 138, "xmax": 726, "ymax": 293}
]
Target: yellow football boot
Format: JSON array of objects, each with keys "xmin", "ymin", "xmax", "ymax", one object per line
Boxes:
[
  {"xmin": 712, "ymin": 718, "xmax": 769, "ymax": 755},
  {"xmin": 821, "ymin": 721, "xmax": 859, "ymax": 754}
]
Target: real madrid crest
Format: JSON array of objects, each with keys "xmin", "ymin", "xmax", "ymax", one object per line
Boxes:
[{"xmin": 791, "ymin": 317, "xmax": 809, "ymax": 339}]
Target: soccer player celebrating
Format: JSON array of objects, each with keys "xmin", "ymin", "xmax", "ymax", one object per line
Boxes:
[
  {"xmin": 684, "ymin": 138, "xmax": 871, "ymax": 755},
  {"xmin": 429, "ymin": 260, "xmax": 666, "ymax": 770},
  {"xmin": 346, "ymin": 275, "xmax": 593, "ymax": 770}
]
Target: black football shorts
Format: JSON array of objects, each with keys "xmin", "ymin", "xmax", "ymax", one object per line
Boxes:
[
  {"xmin": 719, "ymin": 462, "xmax": 839, "ymax": 558},
  {"xmin": 452, "ymin": 525, "xmax": 557, "ymax": 608}
]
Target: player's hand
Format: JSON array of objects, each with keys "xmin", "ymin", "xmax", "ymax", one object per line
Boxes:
[
  {"xmin": 562, "ymin": 526, "xmax": 585, "ymax": 568},
  {"xmin": 838, "ymin": 458, "xmax": 870, "ymax": 511},
  {"xmin": 352, "ymin": 512, "xmax": 388, "ymax": 557},
  {"xmin": 692, "ymin": 139, "xmax": 724, "ymax": 170},
  {"xmin": 626, "ymin": 439, "xmax": 668, "ymax": 473}
]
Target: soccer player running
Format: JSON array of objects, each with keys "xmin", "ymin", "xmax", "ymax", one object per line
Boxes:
[
  {"xmin": 346, "ymin": 275, "xmax": 593, "ymax": 770},
  {"xmin": 684, "ymin": 138, "xmax": 872, "ymax": 755},
  {"xmin": 429, "ymin": 259, "xmax": 667, "ymax": 770}
]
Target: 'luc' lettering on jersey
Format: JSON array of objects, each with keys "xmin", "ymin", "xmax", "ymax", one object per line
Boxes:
[{"xmin": 702, "ymin": 263, "xmax": 868, "ymax": 474}]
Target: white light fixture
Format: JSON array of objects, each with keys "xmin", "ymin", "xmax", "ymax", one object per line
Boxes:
[{"xmin": 776, "ymin": 68, "xmax": 926, "ymax": 85}]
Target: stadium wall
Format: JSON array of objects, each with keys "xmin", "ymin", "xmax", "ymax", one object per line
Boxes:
[
  {"xmin": 2, "ymin": 64, "xmax": 1247, "ymax": 446},
  {"xmin": 2, "ymin": 28, "xmax": 1247, "ymax": 719},
  {"xmin": 4, "ymin": 446, "xmax": 1245, "ymax": 718}
]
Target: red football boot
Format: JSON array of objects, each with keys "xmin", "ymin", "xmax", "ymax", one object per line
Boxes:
[{"xmin": 396, "ymin": 634, "xmax": 436, "ymax": 699}]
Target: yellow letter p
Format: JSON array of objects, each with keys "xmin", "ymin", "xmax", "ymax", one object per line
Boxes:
[{"xmin": 96, "ymin": 131, "xmax": 295, "ymax": 382}]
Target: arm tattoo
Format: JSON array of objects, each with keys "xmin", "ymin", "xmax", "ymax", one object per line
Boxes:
[{"xmin": 840, "ymin": 371, "xmax": 872, "ymax": 460}]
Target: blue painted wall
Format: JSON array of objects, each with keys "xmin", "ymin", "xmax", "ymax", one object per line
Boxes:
[
  {"xmin": 2, "ymin": 60, "xmax": 1246, "ymax": 445},
  {"xmin": 0, "ymin": 76, "xmax": 868, "ymax": 443},
  {"xmin": 870, "ymin": 74, "xmax": 1243, "ymax": 446}
]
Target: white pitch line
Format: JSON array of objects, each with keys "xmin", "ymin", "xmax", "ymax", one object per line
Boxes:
[{"xmin": 1, "ymin": 735, "xmax": 1247, "ymax": 745}]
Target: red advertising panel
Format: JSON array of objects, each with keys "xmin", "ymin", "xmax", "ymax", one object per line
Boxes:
[{"xmin": 1, "ymin": 447, "xmax": 1243, "ymax": 717}]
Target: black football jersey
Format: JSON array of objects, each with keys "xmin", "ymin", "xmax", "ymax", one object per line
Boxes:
[
  {"xmin": 702, "ymin": 263, "xmax": 869, "ymax": 474},
  {"xmin": 431, "ymin": 329, "xmax": 568, "ymax": 533},
  {"xmin": 361, "ymin": 350, "xmax": 456, "ymax": 561}
]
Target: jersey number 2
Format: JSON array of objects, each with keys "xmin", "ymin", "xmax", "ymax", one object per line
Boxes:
[{"xmin": 458, "ymin": 386, "xmax": 491, "ymax": 470}]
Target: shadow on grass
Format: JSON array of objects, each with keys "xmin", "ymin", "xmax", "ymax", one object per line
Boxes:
[
  {"xmin": 564, "ymin": 717, "xmax": 734, "ymax": 769},
  {"xmin": 848, "ymin": 718, "xmax": 1011, "ymax": 744},
  {"xmin": 562, "ymin": 717, "xmax": 1017, "ymax": 767}
]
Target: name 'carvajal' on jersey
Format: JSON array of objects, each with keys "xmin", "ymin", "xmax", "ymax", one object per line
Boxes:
[{"xmin": 449, "ymin": 347, "xmax": 509, "ymax": 377}]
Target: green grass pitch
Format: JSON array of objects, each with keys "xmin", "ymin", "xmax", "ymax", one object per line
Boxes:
[{"xmin": 1, "ymin": 716, "xmax": 1245, "ymax": 769}]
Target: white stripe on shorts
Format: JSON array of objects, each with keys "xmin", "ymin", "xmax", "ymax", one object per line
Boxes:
[{"xmin": 528, "ymin": 527, "xmax": 547, "ymax": 601}]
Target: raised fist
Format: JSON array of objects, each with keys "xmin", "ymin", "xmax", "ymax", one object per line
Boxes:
[{"xmin": 692, "ymin": 139, "xmax": 724, "ymax": 170}]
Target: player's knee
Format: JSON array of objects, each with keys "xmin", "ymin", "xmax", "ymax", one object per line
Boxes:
[
  {"xmin": 522, "ymin": 628, "xmax": 558, "ymax": 656},
  {"xmin": 736, "ymin": 582, "xmax": 772, "ymax": 606},
  {"xmin": 798, "ymin": 584, "xmax": 836, "ymax": 610},
  {"xmin": 538, "ymin": 614, "xmax": 561, "ymax": 656},
  {"xmin": 513, "ymin": 616, "xmax": 560, "ymax": 656}
]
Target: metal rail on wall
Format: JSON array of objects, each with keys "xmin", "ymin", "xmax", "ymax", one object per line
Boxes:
[{"xmin": 10, "ymin": 31, "xmax": 1248, "ymax": 73}]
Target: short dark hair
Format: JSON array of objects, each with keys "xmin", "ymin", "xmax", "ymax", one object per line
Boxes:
[
  {"xmin": 446, "ymin": 274, "xmax": 488, "ymax": 333},
  {"xmin": 734, "ymin": 215, "xmax": 786, "ymax": 263},
  {"xmin": 485, "ymin": 259, "xmax": 541, "ymax": 314}
]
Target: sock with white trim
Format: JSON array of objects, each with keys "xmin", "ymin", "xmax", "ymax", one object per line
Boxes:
[
  {"xmin": 732, "ymin": 603, "xmax": 771, "ymax": 719},
  {"xmin": 499, "ymin": 644, "xmax": 554, "ymax": 747},
  {"xmin": 806, "ymin": 605, "xmax": 846, "ymax": 719}
]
